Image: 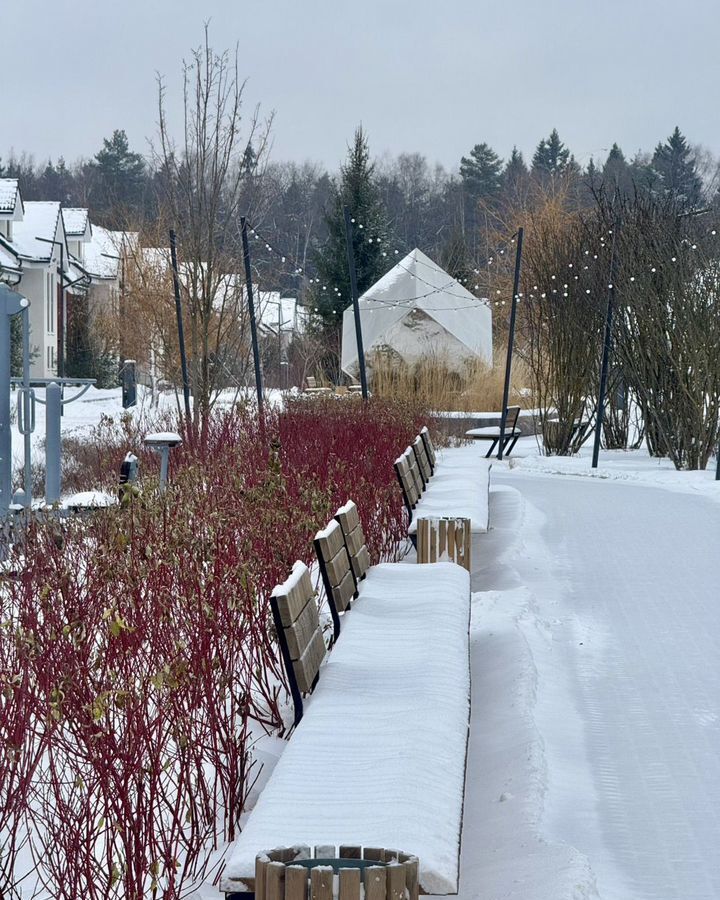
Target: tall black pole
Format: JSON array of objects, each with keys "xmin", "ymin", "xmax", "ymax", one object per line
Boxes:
[
  {"xmin": 592, "ymin": 225, "xmax": 619, "ymax": 469},
  {"xmin": 498, "ymin": 227, "xmax": 524, "ymax": 460},
  {"xmin": 168, "ymin": 229, "xmax": 192, "ymax": 423},
  {"xmin": 240, "ymin": 217, "xmax": 265, "ymax": 414},
  {"xmin": 343, "ymin": 206, "xmax": 369, "ymax": 400}
]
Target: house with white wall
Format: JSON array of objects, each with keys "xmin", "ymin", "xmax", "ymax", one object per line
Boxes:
[
  {"xmin": 0, "ymin": 179, "xmax": 24, "ymax": 286},
  {"xmin": 8, "ymin": 200, "xmax": 67, "ymax": 377}
]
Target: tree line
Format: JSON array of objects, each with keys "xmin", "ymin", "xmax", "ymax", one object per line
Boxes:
[
  {"xmin": 3, "ymin": 30, "xmax": 719, "ymax": 451},
  {"xmin": 3, "ymin": 123, "xmax": 717, "ymax": 308}
]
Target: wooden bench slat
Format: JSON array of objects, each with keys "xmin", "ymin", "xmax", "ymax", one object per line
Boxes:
[
  {"xmin": 395, "ymin": 455, "xmax": 420, "ymax": 506},
  {"xmin": 345, "ymin": 523, "xmax": 364, "ymax": 557},
  {"xmin": 335, "ymin": 500, "xmax": 361, "ymax": 533},
  {"xmin": 412, "ymin": 436, "xmax": 432, "ymax": 483},
  {"xmin": 325, "ymin": 546, "xmax": 352, "ymax": 587},
  {"xmin": 285, "ymin": 598, "xmax": 320, "ymax": 660},
  {"xmin": 273, "ymin": 565, "xmax": 315, "ymax": 627},
  {"xmin": 350, "ymin": 544, "xmax": 371, "ymax": 581},
  {"xmin": 292, "ymin": 627, "xmax": 326, "ymax": 693},
  {"xmin": 314, "ymin": 520, "xmax": 345, "ymax": 560},
  {"xmin": 333, "ymin": 569, "xmax": 356, "ymax": 612},
  {"xmin": 420, "ymin": 425, "xmax": 436, "ymax": 467}
]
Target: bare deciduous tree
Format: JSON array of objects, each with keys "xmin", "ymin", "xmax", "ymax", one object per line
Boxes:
[{"xmin": 154, "ymin": 27, "xmax": 273, "ymax": 422}]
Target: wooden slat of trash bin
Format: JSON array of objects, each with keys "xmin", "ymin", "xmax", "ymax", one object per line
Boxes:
[
  {"xmin": 364, "ymin": 866, "xmax": 387, "ymax": 900},
  {"xmin": 339, "ymin": 867, "xmax": 361, "ymax": 900},
  {"xmin": 416, "ymin": 517, "xmax": 471, "ymax": 572},
  {"xmin": 311, "ymin": 866, "xmax": 334, "ymax": 900},
  {"xmin": 285, "ymin": 866, "xmax": 308, "ymax": 900}
]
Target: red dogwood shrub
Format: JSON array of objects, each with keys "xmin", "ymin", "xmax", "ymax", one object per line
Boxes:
[{"xmin": 0, "ymin": 397, "xmax": 427, "ymax": 898}]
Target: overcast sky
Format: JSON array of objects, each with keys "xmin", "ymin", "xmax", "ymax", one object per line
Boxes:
[{"xmin": 3, "ymin": 0, "xmax": 720, "ymax": 173}]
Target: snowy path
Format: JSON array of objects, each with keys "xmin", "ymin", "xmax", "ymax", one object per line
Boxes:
[{"xmin": 459, "ymin": 469, "xmax": 720, "ymax": 900}]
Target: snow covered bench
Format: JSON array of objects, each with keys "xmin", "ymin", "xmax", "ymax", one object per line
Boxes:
[
  {"xmin": 395, "ymin": 439, "xmax": 491, "ymax": 540},
  {"xmin": 315, "ymin": 499, "xmax": 465, "ymax": 645},
  {"xmin": 222, "ymin": 551, "xmax": 471, "ymax": 896},
  {"xmin": 464, "ymin": 405, "xmax": 522, "ymax": 458}
]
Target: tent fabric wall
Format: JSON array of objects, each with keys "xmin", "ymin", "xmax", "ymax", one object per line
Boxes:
[{"xmin": 341, "ymin": 248, "xmax": 492, "ymax": 377}]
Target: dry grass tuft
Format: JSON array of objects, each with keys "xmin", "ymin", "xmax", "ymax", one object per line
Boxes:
[{"xmin": 369, "ymin": 351, "xmax": 529, "ymax": 413}]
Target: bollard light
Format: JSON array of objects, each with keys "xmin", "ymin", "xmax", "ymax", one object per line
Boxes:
[{"xmin": 144, "ymin": 432, "xmax": 182, "ymax": 494}]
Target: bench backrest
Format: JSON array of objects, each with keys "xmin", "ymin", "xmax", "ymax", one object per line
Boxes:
[
  {"xmin": 395, "ymin": 451, "xmax": 421, "ymax": 512},
  {"xmin": 335, "ymin": 500, "xmax": 372, "ymax": 582},
  {"xmin": 419, "ymin": 425, "xmax": 437, "ymax": 471},
  {"xmin": 314, "ymin": 519, "xmax": 358, "ymax": 642},
  {"xmin": 270, "ymin": 561, "xmax": 326, "ymax": 726},
  {"xmin": 406, "ymin": 447, "xmax": 425, "ymax": 499},
  {"xmin": 412, "ymin": 435, "xmax": 432, "ymax": 484},
  {"xmin": 505, "ymin": 405, "xmax": 521, "ymax": 431}
]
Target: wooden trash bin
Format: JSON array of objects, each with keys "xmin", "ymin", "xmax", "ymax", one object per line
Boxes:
[
  {"xmin": 416, "ymin": 517, "xmax": 471, "ymax": 571},
  {"xmin": 254, "ymin": 845, "xmax": 419, "ymax": 900}
]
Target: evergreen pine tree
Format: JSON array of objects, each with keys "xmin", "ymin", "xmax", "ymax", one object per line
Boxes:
[
  {"xmin": 459, "ymin": 143, "xmax": 504, "ymax": 199},
  {"xmin": 503, "ymin": 147, "xmax": 528, "ymax": 187},
  {"xmin": 650, "ymin": 127, "xmax": 703, "ymax": 209},
  {"xmin": 311, "ymin": 127, "xmax": 388, "ymax": 333},
  {"xmin": 90, "ymin": 130, "xmax": 146, "ymax": 223},
  {"xmin": 601, "ymin": 143, "xmax": 634, "ymax": 197},
  {"xmin": 39, "ymin": 157, "xmax": 74, "ymax": 203},
  {"xmin": 531, "ymin": 129, "xmax": 571, "ymax": 178}
]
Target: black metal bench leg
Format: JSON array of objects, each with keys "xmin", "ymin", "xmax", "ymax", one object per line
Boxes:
[
  {"xmin": 505, "ymin": 433, "xmax": 521, "ymax": 456},
  {"xmin": 484, "ymin": 439, "xmax": 498, "ymax": 458}
]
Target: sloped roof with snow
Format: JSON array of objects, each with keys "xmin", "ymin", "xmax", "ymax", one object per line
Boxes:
[
  {"xmin": 84, "ymin": 227, "xmax": 137, "ymax": 280},
  {"xmin": 0, "ymin": 241, "xmax": 22, "ymax": 279},
  {"xmin": 62, "ymin": 208, "xmax": 91, "ymax": 239},
  {"xmin": 341, "ymin": 248, "xmax": 492, "ymax": 374},
  {"xmin": 10, "ymin": 201, "xmax": 63, "ymax": 261},
  {"xmin": 0, "ymin": 178, "xmax": 21, "ymax": 216}
]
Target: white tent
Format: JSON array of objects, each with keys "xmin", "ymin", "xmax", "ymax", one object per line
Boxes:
[{"xmin": 341, "ymin": 248, "xmax": 492, "ymax": 378}]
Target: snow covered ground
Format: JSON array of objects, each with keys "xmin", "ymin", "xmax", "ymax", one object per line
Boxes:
[
  {"xmin": 451, "ymin": 439, "xmax": 720, "ymax": 900},
  {"xmin": 8, "ymin": 390, "xmax": 720, "ymax": 899}
]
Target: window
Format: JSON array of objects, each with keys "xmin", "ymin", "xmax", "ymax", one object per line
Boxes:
[{"xmin": 46, "ymin": 272, "xmax": 55, "ymax": 334}]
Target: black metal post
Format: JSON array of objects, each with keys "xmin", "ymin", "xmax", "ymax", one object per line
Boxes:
[
  {"xmin": 343, "ymin": 206, "xmax": 369, "ymax": 399},
  {"xmin": 168, "ymin": 229, "xmax": 192, "ymax": 423},
  {"xmin": 592, "ymin": 226, "xmax": 619, "ymax": 469},
  {"xmin": 715, "ymin": 439, "xmax": 720, "ymax": 480},
  {"xmin": 240, "ymin": 217, "xmax": 265, "ymax": 413},
  {"xmin": 498, "ymin": 227, "xmax": 524, "ymax": 460}
]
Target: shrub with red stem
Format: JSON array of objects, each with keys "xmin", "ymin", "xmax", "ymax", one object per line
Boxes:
[{"xmin": 1, "ymin": 397, "xmax": 429, "ymax": 897}]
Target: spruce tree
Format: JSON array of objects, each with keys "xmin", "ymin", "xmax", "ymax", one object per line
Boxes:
[
  {"xmin": 90, "ymin": 130, "xmax": 146, "ymax": 224},
  {"xmin": 311, "ymin": 127, "xmax": 388, "ymax": 332},
  {"xmin": 650, "ymin": 127, "xmax": 703, "ymax": 209},
  {"xmin": 531, "ymin": 129, "xmax": 571, "ymax": 178},
  {"xmin": 459, "ymin": 143, "xmax": 504, "ymax": 199},
  {"xmin": 601, "ymin": 143, "xmax": 635, "ymax": 197},
  {"xmin": 503, "ymin": 147, "xmax": 528, "ymax": 187}
]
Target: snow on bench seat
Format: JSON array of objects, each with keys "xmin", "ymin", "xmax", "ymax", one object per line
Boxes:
[
  {"xmin": 221, "ymin": 561, "xmax": 471, "ymax": 896},
  {"xmin": 464, "ymin": 425, "xmax": 521, "ymax": 438},
  {"xmin": 397, "ymin": 446, "xmax": 492, "ymax": 535},
  {"xmin": 408, "ymin": 480, "xmax": 490, "ymax": 534}
]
